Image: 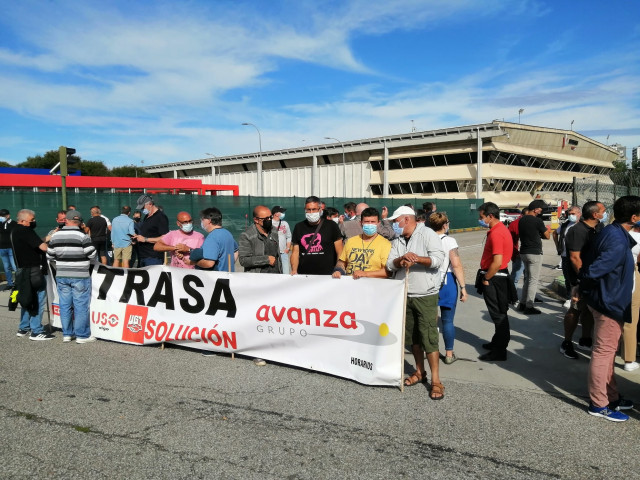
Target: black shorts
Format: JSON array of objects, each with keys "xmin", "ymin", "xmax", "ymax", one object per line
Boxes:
[{"xmin": 92, "ymin": 241, "xmax": 107, "ymax": 258}]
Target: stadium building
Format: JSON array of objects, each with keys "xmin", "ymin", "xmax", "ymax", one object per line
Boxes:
[{"xmin": 147, "ymin": 121, "xmax": 619, "ymax": 206}]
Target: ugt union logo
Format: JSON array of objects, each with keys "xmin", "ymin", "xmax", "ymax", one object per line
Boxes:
[{"xmin": 121, "ymin": 305, "xmax": 148, "ymax": 344}]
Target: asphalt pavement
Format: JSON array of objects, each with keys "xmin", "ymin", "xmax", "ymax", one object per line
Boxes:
[{"xmin": 1, "ymin": 229, "xmax": 639, "ymax": 479}]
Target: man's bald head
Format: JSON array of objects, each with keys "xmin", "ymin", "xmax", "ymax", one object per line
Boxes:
[{"xmin": 355, "ymin": 203, "xmax": 369, "ymax": 216}]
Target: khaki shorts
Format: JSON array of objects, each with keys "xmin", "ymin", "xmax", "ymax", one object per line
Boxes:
[
  {"xmin": 113, "ymin": 245, "xmax": 132, "ymax": 261},
  {"xmin": 405, "ymin": 294, "xmax": 439, "ymax": 354}
]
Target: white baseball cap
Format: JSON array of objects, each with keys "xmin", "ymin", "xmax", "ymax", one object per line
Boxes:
[{"xmin": 388, "ymin": 206, "xmax": 416, "ymax": 220}]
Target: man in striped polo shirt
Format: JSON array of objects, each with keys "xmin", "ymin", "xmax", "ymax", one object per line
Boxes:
[{"xmin": 47, "ymin": 210, "xmax": 97, "ymax": 343}]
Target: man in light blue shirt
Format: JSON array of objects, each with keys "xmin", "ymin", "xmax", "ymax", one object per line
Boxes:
[
  {"xmin": 111, "ymin": 206, "xmax": 135, "ymax": 268},
  {"xmin": 189, "ymin": 207, "xmax": 238, "ymax": 271}
]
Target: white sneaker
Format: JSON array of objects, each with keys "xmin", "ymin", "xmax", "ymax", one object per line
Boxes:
[
  {"xmin": 253, "ymin": 358, "xmax": 266, "ymax": 366},
  {"xmin": 624, "ymin": 362, "xmax": 639, "ymax": 372},
  {"xmin": 76, "ymin": 336, "xmax": 97, "ymax": 344},
  {"xmin": 563, "ymin": 299, "xmax": 571, "ymax": 310},
  {"xmin": 63, "ymin": 336, "xmax": 75, "ymax": 342}
]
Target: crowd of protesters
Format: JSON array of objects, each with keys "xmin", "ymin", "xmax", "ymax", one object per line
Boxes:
[{"xmin": 2, "ymin": 194, "xmax": 640, "ymax": 420}]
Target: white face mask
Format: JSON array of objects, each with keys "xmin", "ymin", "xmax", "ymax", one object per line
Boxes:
[
  {"xmin": 306, "ymin": 212, "xmax": 321, "ymax": 223},
  {"xmin": 279, "ymin": 213, "xmax": 285, "ymax": 220},
  {"xmin": 568, "ymin": 214, "xmax": 577, "ymax": 223},
  {"xmin": 200, "ymin": 220, "xmax": 206, "ymax": 230},
  {"xmin": 332, "ymin": 217, "xmax": 339, "ymax": 224},
  {"xmin": 181, "ymin": 223, "xmax": 193, "ymax": 233}
]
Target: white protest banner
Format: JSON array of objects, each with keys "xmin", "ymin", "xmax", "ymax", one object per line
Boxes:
[
  {"xmin": 89, "ymin": 265, "xmax": 405, "ymax": 386},
  {"xmin": 45, "ymin": 268, "xmax": 62, "ymax": 329}
]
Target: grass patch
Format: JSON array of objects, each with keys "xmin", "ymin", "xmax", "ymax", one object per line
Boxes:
[{"xmin": 74, "ymin": 426, "xmax": 91, "ymax": 433}]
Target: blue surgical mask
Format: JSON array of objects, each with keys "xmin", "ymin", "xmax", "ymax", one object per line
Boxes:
[
  {"xmin": 142, "ymin": 208, "xmax": 149, "ymax": 215},
  {"xmin": 200, "ymin": 221, "xmax": 206, "ymax": 230},
  {"xmin": 0, "ymin": 217, "xmax": 5, "ymax": 223},
  {"xmin": 181, "ymin": 223, "xmax": 194, "ymax": 233},
  {"xmin": 279, "ymin": 213, "xmax": 285, "ymax": 220},
  {"xmin": 478, "ymin": 219, "xmax": 489, "ymax": 228},
  {"xmin": 392, "ymin": 222, "xmax": 404, "ymax": 236},
  {"xmin": 601, "ymin": 211, "xmax": 608, "ymax": 224},
  {"xmin": 568, "ymin": 214, "xmax": 577, "ymax": 223},
  {"xmin": 362, "ymin": 224, "xmax": 377, "ymax": 236}
]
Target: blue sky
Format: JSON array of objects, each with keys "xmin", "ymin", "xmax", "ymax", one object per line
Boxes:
[{"xmin": 0, "ymin": 0, "xmax": 638, "ymax": 168}]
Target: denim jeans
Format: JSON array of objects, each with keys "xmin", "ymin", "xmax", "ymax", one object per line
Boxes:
[
  {"xmin": 139, "ymin": 257, "xmax": 163, "ymax": 267},
  {"xmin": 57, "ymin": 277, "xmax": 92, "ymax": 339},
  {"xmin": 439, "ymin": 306, "xmax": 456, "ymax": 351},
  {"xmin": 280, "ymin": 252, "xmax": 290, "ymax": 275},
  {"xmin": 510, "ymin": 254, "xmax": 524, "ymax": 285},
  {"xmin": 19, "ymin": 286, "xmax": 46, "ymax": 334},
  {"xmin": 0, "ymin": 247, "xmax": 16, "ymax": 286}
]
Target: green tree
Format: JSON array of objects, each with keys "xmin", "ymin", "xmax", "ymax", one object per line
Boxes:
[
  {"xmin": 612, "ymin": 159, "xmax": 628, "ymax": 172},
  {"xmin": 18, "ymin": 150, "xmax": 82, "ymax": 172},
  {"xmin": 79, "ymin": 160, "xmax": 111, "ymax": 177},
  {"xmin": 110, "ymin": 165, "xmax": 151, "ymax": 177},
  {"xmin": 0, "ymin": 161, "xmax": 13, "ymax": 167}
]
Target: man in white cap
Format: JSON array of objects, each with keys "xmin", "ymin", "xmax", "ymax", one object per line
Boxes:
[
  {"xmin": 386, "ymin": 206, "xmax": 446, "ymax": 400},
  {"xmin": 271, "ymin": 205, "xmax": 292, "ymax": 274}
]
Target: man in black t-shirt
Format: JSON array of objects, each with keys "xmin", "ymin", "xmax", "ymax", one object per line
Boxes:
[
  {"xmin": 517, "ymin": 200, "xmax": 551, "ymax": 314},
  {"xmin": 132, "ymin": 194, "xmax": 170, "ymax": 267},
  {"xmin": 0, "ymin": 208, "xmax": 17, "ymax": 290},
  {"xmin": 559, "ymin": 201, "xmax": 605, "ymax": 358},
  {"xmin": 12, "ymin": 209, "xmax": 54, "ymax": 340},
  {"xmin": 85, "ymin": 207, "xmax": 108, "ymax": 265},
  {"xmin": 291, "ymin": 196, "xmax": 342, "ymax": 275}
]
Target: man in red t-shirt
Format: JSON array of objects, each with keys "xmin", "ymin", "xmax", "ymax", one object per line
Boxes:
[
  {"xmin": 508, "ymin": 207, "xmax": 528, "ymax": 287},
  {"xmin": 478, "ymin": 202, "xmax": 515, "ymax": 361}
]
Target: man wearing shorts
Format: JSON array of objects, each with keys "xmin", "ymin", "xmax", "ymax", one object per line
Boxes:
[
  {"xmin": 85, "ymin": 207, "xmax": 108, "ymax": 265},
  {"xmin": 111, "ymin": 206, "xmax": 135, "ymax": 268},
  {"xmin": 386, "ymin": 206, "xmax": 445, "ymax": 399}
]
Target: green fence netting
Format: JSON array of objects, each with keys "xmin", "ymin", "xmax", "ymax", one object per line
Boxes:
[{"xmin": 0, "ymin": 192, "xmax": 484, "ymax": 241}]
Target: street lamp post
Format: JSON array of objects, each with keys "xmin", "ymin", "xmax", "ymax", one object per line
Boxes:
[
  {"xmin": 242, "ymin": 123, "xmax": 263, "ymax": 197},
  {"xmin": 518, "ymin": 108, "xmax": 524, "ymax": 124},
  {"xmin": 570, "ymin": 120, "xmax": 574, "ymax": 131},
  {"xmin": 325, "ymin": 137, "xmax": 346, "ymax": 198},
  {"xmin": 205, "ymin": 153, "xmax": 217, "ymax": 183}
]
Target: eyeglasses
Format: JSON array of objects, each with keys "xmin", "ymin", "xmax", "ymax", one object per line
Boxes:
[
  {"xmin": 256, "ymin": 216, "xmax": 273, "ymax": 221},
  {"xmin": 179, "ymin": 220, "xmax": 193, "ymax": 224}
]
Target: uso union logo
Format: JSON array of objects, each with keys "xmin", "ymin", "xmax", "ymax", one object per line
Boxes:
[{"xmin": 91, "ymin": 311, "xmax": 119, "ymax": 328}]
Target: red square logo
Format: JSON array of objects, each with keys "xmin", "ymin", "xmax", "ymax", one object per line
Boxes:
[{"xmin": 122, "ymin": 305, "xmax": 148, "ymax": 344}]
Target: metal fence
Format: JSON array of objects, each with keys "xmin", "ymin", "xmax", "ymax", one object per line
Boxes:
[
  {"xmin": 573, "ymin": 172, "xmax": 640, "ymax": 212},
  {"xmin": 0, "ymin": 192, "xmax": 484, "ymax": 240}
]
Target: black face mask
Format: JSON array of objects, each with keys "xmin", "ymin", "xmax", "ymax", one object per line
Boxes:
[
  {"xmin": 29, "ymin": 220, "xmax": 37, "ymax": 229},
  {"xmin": 133, "ymin": 217, "xmax": 141, "ymax": 222},
  {"xmin": 262, "ymin": 219, "xmax": 273, "ymax": 232},
  {"xmin": 57, "ymin": 222, "xmax": 66, "ymax": 228}
]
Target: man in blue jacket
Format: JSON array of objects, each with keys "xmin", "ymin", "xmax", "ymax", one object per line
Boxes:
[{"xmin": 579, "ymin": 195, "xmax": 640, "ymax": 422}]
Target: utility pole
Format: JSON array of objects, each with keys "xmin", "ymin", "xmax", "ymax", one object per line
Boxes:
[{"xmin": 59, "ymin": 146, "xmax": 76, "ymax": 210}]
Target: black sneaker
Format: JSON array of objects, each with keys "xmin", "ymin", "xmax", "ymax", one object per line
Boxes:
[
  {"xmin": 482, "ymin": 342, "xmax": 495, "ymax": 350},
  {"xmin": 560, "ymin": 341, "xmax": 578, "ymax": 359},
  {"xmin": 29, "ymin": 332, "xmax": 55, "ymax": 341},
  {"xmin": 577, "ymin": 337, "xmax": 593, "ymax": 351},
  {"xmin": 609, "ymin": 397, "xmax": 634, "ymax": 411},
  {"xmin": 479, "ymin": 350, "xmax": 507, "ymax": 361},
  {"xmin": 523, "ymin": 307, "xmax": 542, "ymax": 315},
  {"xmin": 16, "ymin": 329, "xmax": 30, "ymax": 337},
  {"xmin": 517, "ymin": 302, "xmax": 526, "ymax": 311}
]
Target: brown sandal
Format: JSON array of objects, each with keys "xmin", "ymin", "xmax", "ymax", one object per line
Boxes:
[
  {"xmin": 430, "ymin": 382, "xmax": 445, "ymax": 400},
  {"xmin": 404, "ymin": 371, "xmax": 426, "ymax": 387}
]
